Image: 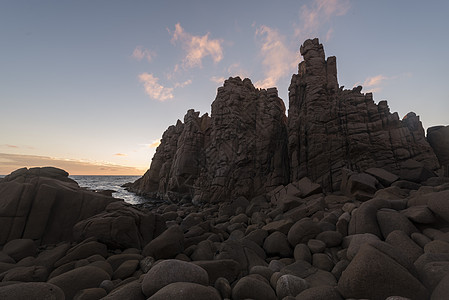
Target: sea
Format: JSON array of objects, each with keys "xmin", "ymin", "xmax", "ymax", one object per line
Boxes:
[{"xmin": 69, "ymin": 175, "xmax": 149, "ymax": 205}]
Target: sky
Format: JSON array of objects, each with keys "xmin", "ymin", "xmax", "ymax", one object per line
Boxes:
[{"xmin": 1, "ymin": 0, "xmax": 448, "ymax": 175}]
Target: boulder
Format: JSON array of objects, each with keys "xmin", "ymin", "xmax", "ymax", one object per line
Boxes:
[
  {"xmin": 263, "ymin": 231, "xmax": 292, "ymax": 257},
  {"xmin": 192, "ymin": 259, "xmax": 240, "ymax": 284},
  {"xmin": 55, "ymin": 241, "xmax": 107, "ymax": 267},
  {"xmin": 0, "ymin": 282, "xmax": 65, "ymax": 300},
  {"xmin": 74, "ymin": 288, "xmax": 107, "ymax": 300},
  {"xmin": 231, "ymin": 274, "xmax": 276, "ymax": 300},
  {"xmin": 102, "ymin": 280, "xmax": 146, "ymax": 300},
  {"xmin": 1, "ymin": 265, "xmax": 48, "ymax": 282},
  {"xmin": 287, "ymin": 218, "xmax": 322, "ymax": 246},
  {"xmin": 427, "ymin": 190, "xmax": 449, "ymax": 223},
  {"xmin": 148, "ymin": 282, "xmax": 221, "ymax": 300},
  {"xmin": 142, "ymin": 225, "xmax": 184, "ymax": 259},
  {"xmin": 141, "ymin": 259, "xmax": 209, "ymax": 297},
  {"xmin": 73, "ymin": 201, "xmax": 159, "ymax": 249},
  {"xmin": 365, "ymin": 167, "xmax": 399, "ymax": 186},
  {"xmin": 2, "ymin": 239, "xmax": 37, "ymax": 262},
  {"xmin": 0, "ymin": 167, "xmax": 117, "ymax": 245},
  {"xmin": 48, "ymin": 265, "xmax": 111, "ymax": 300},
  {"xmin": 431, "ymin": 272, "xmax": 449, "ymax": 300},
  {"xmin": 275, "ymin": 274, "xmax": 308, "ymax": 298},
  {"xmin": 295, "ymin": 285, "xmax": 343, "ymax": 300},
  {"xmin": 385, "ymin": 230, "xmax": 423, "ymax": 264},
  {"xmin": 338, "ymin": 243, "xmax": 429, "ymax": 300},
  {"xmin": 377, "ymin": 209, "xmax": 418, "ymax": 239}
]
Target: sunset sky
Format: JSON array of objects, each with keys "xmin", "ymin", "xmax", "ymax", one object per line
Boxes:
[{"xmin": 1, "ymin": 0, "xmax": 448, "ymax": 175}]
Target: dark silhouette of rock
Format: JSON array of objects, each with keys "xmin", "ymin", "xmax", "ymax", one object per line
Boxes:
[
  {"xmin": 0, "ymin": 167, "xmax": 117, "ymax": 245},
  {"xmin": 130, "ymin": 38, "xmax": 441, "ymax": 202},
  {"xmin": 427, "ymin": 125, "xmax": 449, "ymax": 176},
  {"xmin": 288, "ymin": 38, "xmax": 439, "ymax": 191}
]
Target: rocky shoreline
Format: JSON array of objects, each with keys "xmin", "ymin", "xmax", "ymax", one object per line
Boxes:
[
  {"xmin": 0, "ymin": 38, "xmax": 448, "ymax": 299},
  {"xmin": 1, "ymin": 165, "xmax": 449, "ymax": 299}
]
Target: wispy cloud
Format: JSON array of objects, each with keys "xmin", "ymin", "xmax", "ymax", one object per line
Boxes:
[
  {"xmin": 174, "ymin": 79, "xmax": 192, "ymax": 88},
  {"xmin": 254, "ymin": 25, "xmax": 297, "ymax": 89},
  {"xmin": 169, "ymin": 23, "xmax": 224, "ymax": 69},
  {"xmin": 148, "ymin": 140, "xmax": 161, "ymax": 148},
  {"xmin": 355, "ymin": 74, "xmax": 410, "ymax": 93},
  {"xmin": 2, "ymin": 144, "xmax": 19, "ymax": 148},
  {"xmin": 0, "ymin": 153, "xmax": 144, "ymax": 176},
  {"xmin": 295, "ymin": 0, "xmax": 350, "ymax": 40},
  {"xmin": 113, "ymin": 153, "xmax": 127, "ymax": 157},
  {"xmin": 131, "ymin": 46, "xmax": 154, "ymax": 62},
  {"xmin": 138, "ymin": 73, "xmax": 174, "ymax": 101},
  {"xmin": 210, "ymin": 76, "xmax": 226, "ymax": 84}
]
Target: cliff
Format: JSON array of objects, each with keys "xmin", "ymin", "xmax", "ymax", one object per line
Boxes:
[
  {"xmin": 129, "ymin": 38, "xmax": 441, "ymax": 202},
  {"xmin": 288, "ymin": 38, "xmax": 439, "ymax": 191}
]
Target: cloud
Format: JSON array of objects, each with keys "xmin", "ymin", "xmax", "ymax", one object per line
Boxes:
[
  {"xmin": 0, "ymin": 153, "xmax": 144, "ymax": 176},
  {"xmin": 254, "ymin": 25, "xmax": 298, "ymax": 89},
  {"xmin": 113, "ymin": 153, "xmax": 127, "ymax": 157},
  {"xmin": 355, "ymin": 74, "xmax": 389, "ymax": 93},
  {"xmin": 131, "ymin": 46, "xmax": 154, "ymax": 62},
  {"xmin": 170, "ymin": 23, "xmax": 224, "ymax": 69},
  {"xmin": 1, "ymin": 144, "xmax": 19, "ymax": 148},
  {"xmin": 210, "ymin": 76, "xmax": 226, "ymax": 84},
  {"xmin": 174, "ymin": 79, "xmax": 192, "ymax": 88},
  {"xmin": 295, "ymin": 0, "xmax": 350, "ymax": 40},
  {"xmin": 148, "ymin": 140, "xmax": 161, "ymax": 148},
  {"xmin": 138, "ymin": 73, "xmax": 174, "ymax": 101}
]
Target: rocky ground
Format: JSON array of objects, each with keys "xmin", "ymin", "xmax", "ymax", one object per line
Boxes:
[{"xmin": 0, "ymin": 166, "xmax": 449, "ymax": 299}]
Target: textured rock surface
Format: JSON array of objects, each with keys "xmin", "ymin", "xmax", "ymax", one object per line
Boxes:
[
  {"xmin": 129, "ymin": 77, "xmax": 289, "ymax": 203},
  {"xmin": 287, "ymin": 38, "xmax": 439, "ymax": 191},
  {"xmin": 0, "ymin": 167, "xmax": 117, "ymax": 245},
  {"xmin": 427, "ymin": 125, "xmax": 449, "ymax": 176},
  {"xmin": 195, "ymin": 78, "xmax": 289, "ymax": 203}
]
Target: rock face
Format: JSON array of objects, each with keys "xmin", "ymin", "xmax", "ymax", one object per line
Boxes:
[
  {"xmin": 0, "ymin": 167, "xmax": 117, "ymax": 245},
  {"xmin": 129, "ymin": 78, "xmax": 289, "ymax": 203},
  {"xmin": 288, "ymin": 38, "xmax": 439, "ymax": 191},
  {"xmin": 195, "ymin": 78, "xmax": 289, "ymax": 203},
  {"xmin": 427, "ymin": 125, "xmax": 449, "ymax": 176},
  {"xmin": 130, "ymin": 38, "xmax": 442, "ymax": 200}
]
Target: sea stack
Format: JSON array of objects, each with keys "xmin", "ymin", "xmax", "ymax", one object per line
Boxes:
[{"xmin": 129, "ymin": 38, "xmax": 440, "ymax": 201}]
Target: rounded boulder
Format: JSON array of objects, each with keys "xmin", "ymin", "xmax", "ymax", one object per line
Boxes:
[
  {"xmin": 0, "ymin": 282, "xmax": 64, "ymax": 300},
  {"xmin": 148, "ymin": 282, "xmax": 221, "ymax": 300},
  {"xmin": 141, "ymin": 259, "xmax": 209, "ymax": 297}
]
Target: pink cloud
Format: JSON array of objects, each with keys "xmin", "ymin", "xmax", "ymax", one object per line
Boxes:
[
  {"xmin": 131, "ymin": 46, "xmax": 154, "ymax": 62},
  {"xmin": 138, "ymin": 73, "xmax": 174, "ymax": 101},
  {"xmin": 295, "ymin": 0, "xmax": 350, "ymax": 40},
  {"xmin": 254, "ymin": 25, "xmax": 297, "ymax": 89},
  {"xmin": 113, "ymin": 153, "xmax": 127, "ymax": 157},
  {"xmin": 170, "ymin": 23, "xmax": 224, "ymax": 69}
]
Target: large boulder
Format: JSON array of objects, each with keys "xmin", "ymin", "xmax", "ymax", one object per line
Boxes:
[
  {"xmin": 142, "ymin": 225, "xmax": 184, "ymax": 259},
  {"xmin": 148, "ymin": 282, "xmax": 221, "ymax": 300},
  {"xmin": 338, "ymin": 243, "xmax": 429, "ymax": 300},
  {"xmin": 141, "ymin": 259, "xmax": 209, "ymax": 297},
  {"xmin": 0, "ymin": 167, "xmax": 117, "ymax": 245},
  {"xmin": 0, "ymin": 282, "xmax": 65, "ymax": 300},
  {"xmin": 47, "ymin": 265, "xmax": 111, "ymax": 300},
  {"xmin": 73, "ymin": 201, "xmax": 161, "ymax": 249}
]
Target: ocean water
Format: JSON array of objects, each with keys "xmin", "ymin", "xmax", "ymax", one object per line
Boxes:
[{"xmin": 69, "ymin": 175, "xmax": 149, "ymax": 205}]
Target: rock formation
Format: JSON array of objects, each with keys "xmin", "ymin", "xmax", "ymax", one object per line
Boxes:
[
  {"xmin": 427, "ymin": 125, "xmax": 449, "ymax": 176},
  {"xmin": 288, "ymin": 38, "xmax": 439, "ymax": 191},
  {"xmin": 0, "ymin": 167, "xmax": 117, "ymax": 245},
  {"xmin": 129, "ymin": 77, "xmax": 289, "ymax": 203},
  {"xmin": 194, "ymin": 78, "xmax": 289, "ymax": 203},
  {"xmin": 130, "ymin": 38, "xmax": 441, "ymax": 201}
]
